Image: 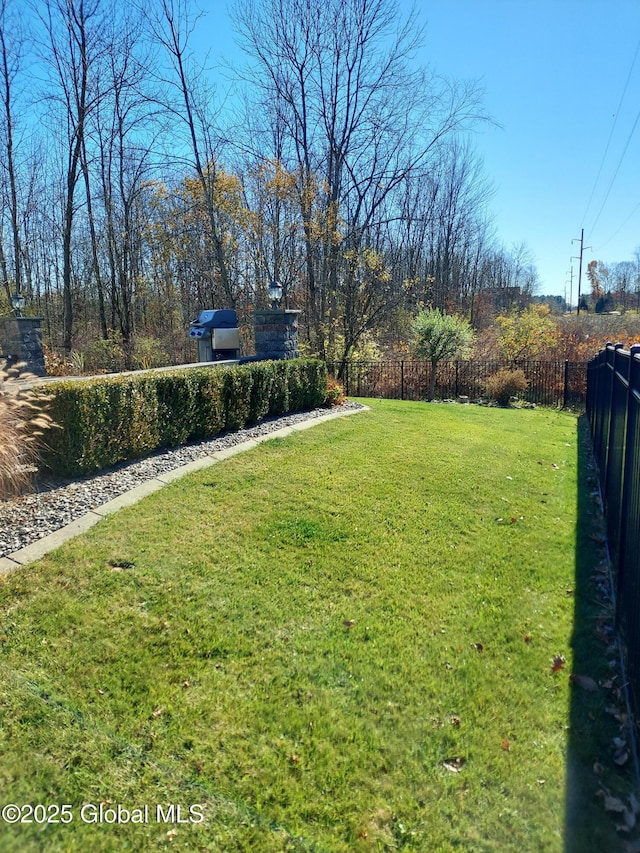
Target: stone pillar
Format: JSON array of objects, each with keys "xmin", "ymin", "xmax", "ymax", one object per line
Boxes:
[
  {"xmin": 0, "ymin": 317, "xmax": 46, "ymax": 376},
  {"xmin": 253, "ymin": 309, "xmax": 300, "ymax": 360}
]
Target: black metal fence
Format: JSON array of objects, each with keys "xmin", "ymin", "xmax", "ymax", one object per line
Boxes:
[
  {"xmin": 326, "ymin": 359, "xmax": 587, "ymax": 408},
  {"xmin": 587, "ymin": 343, "xmax": 640, "ymax": 715}
]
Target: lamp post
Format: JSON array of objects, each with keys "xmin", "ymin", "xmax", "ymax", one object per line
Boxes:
[
  {"xmin": 10, "ymin": 291, "xmax": 26, "ymax": 317},
  {"xmin": 268, "ymin": 281, "xmax": 282, "ymax": 310}
]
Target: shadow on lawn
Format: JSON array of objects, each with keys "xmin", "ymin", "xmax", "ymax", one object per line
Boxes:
[{"xmin": 564, "ymin": 414, "xmax": 638, "ymax": 853}]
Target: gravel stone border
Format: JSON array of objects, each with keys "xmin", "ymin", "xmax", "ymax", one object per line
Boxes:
[{"xmin": 0, "ymin": 403, "xmax": 366, "ymax": 559}]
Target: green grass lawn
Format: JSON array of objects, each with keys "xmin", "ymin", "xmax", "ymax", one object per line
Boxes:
[{"xmin": 0, "ymin": 399, "xmax": 635, "ymax": 852}]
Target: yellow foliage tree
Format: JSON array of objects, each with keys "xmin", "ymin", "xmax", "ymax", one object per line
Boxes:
[{"xmin": 495, "ymin": 305, "xmax": 558, "ymax": 361}]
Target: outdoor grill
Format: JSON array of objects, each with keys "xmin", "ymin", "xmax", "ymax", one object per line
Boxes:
[{"xmin": 189, "ymin": 309, "xmax": 240, "ymax": 361}]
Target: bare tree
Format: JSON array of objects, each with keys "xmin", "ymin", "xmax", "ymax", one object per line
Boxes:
[
  {"xmin": 90, "ymin": 8, "xmax": 161, "ymax": 356},
  {"xmin": 144, "ymin": 0, "xmax": 235, "ymax": 307},
  {"xmin": 232, "ymin": 0, "xmax": 488, "ymax": 358},
  {"xmin": 0, "ymin": 0, "xmax": 25, "ymax": 304},
  {"xmin": 37, "ymin": 0, "xmax": 111, "ymax": 352}
]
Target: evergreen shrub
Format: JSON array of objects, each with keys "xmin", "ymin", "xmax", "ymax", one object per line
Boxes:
[
  {"xmin": 221, "ymin": 367, "xmax": 254, "ymax": 431},
  {"xmin": 36, "ymin": 359, "xmax": 328, "ymax": 476},
  {"xmin": 190, "ymin": 369, "xmax": 225, "ymax": 439},
  {"xmin": 268, "ymin": 361, "xmax": 289, "ymax": 416}
]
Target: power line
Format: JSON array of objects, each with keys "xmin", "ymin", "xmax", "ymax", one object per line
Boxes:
[
  {"xmin": 581, "ymin": 35, "xmax": 640, "ymax": 228},
  {"xmin": 591, "ymin": 110, "xmax": 640, "ymax": 240},
  {"xmin": 596, "ymin": 198, "xmax": 640, "ymax": 252},
  {"xmin": 587, "ymin": 105, "xmax": 640, "ymax": 237}
]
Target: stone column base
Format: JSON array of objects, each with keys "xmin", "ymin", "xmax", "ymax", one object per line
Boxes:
[
  {"xmin": 253, "ymin": 309, "xmax": 301, "ymax": 360},
  {"xmin": 0, "ymin": 317, "xmax": 46, "ymax": 376}
]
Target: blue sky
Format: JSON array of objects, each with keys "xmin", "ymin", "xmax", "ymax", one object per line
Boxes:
[{"xmin": 196, "ymin": 0, "xmax": 640, "ymax": 299}]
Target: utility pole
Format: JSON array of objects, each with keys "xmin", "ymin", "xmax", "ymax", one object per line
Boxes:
[
  {"xmin": 572, "ymin": 229, "xmax": 591, "ymax": 315},
  {"xmin": 565, "ymin": 266, "xmax": 574, "ymax": 313}
]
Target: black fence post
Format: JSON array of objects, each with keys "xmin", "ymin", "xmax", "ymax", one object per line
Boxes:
[
  {"xmin": 563, "ymin": 360, "xmax": 569, "ymax": 408},
  {"xmin": 618, "ymin": 344, "xmax": 640, "ymax": 585},
  {"xmin": 587, "ymin": 343, "xmax": 640, "ymax": 722}
]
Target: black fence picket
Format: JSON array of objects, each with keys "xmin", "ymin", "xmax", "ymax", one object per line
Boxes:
[
  {"xmin": 326, "ymin": 359, "xmax": 587, "ymax": 408},
  {"xmin": 586, "ymin": 343, "xmax": 640, "ymax": 718}
]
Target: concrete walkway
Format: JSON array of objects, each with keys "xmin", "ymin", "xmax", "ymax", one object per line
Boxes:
[{"xmin": 0, "ymin": 405, "xmax": 368, "ymax": 575}]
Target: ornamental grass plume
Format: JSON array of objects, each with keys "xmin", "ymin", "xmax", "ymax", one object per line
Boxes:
[{"xmin": 0, "ymin": 362, "xmax": 55, "ymax": 499}]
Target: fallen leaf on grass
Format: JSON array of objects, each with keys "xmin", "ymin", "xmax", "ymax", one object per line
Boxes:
[
  {"xmin": 152, "ymin": 707, "xmax": 164, "ymax": 718},
  {"xmin": 551, "ymin": 463, "xmax": 559, "ymax": 469},
  {"xmin": 619, "ymin": 808, "xmax": 637, "ymax": 832},
  {"xmin": 441, "ymin": 757, "xmax": 466, "ymax": 773},
  {"xmin": 524, "ymin": 634, "xmax": 532, "ymax": 644},
  {"xmin": 614, "ymin": 750, "xmax": 630, "ymax": 767},
  {"xmin": 551, "ymin": 655, "xmax": 565, "ymax": 673},
  {"xmin": 605, "ymin": 704, "xmax": 628, "ymax": 723},
  {"xmin": 570, "ymin": 674, "xmax": 599, "ymax": 691},
  {"xmin": 596, "ymin": 791, "xmax": 639, "ymax": 831},
  {"xmin": 600, "ymin": 793, "xmax": 626, "ymax": 813},
  {"xmin": 343, "ymin": 620, "xmax": 355, "ymax": 628},
  {"xmin": 501, "ymin": 738, "xmax": 510, "ymax": 751},
  {"xmin": 472, "ymin": 643, "xmax": 484, "ymax": 652}
]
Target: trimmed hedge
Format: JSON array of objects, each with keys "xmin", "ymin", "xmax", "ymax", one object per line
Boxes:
[{"xmin": 36, "ymin": 359, "xmax": 328, "ymax": 476}]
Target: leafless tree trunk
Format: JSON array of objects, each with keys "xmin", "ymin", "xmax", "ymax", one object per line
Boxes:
[
  {"xmin": 146, "ymin": 0, "xmax": 234, "ymax": 307},
  {"xmin": 0, "ymin": 0, "xmax": 24, "ymax": 301},
  {"xmin": 38, "ymin": 0, "xmax": 109, "ymax": 353},
  {"xmin": 80, "ymin": 135, "xmax": 108, "ymax": 338},
  {"xmin": 232, "ymin": 0, "xmax": 488, "ymax": 359},
  {"xmin": 91, "ymin": 9, "xmax": 159, "ymax": 361}
]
